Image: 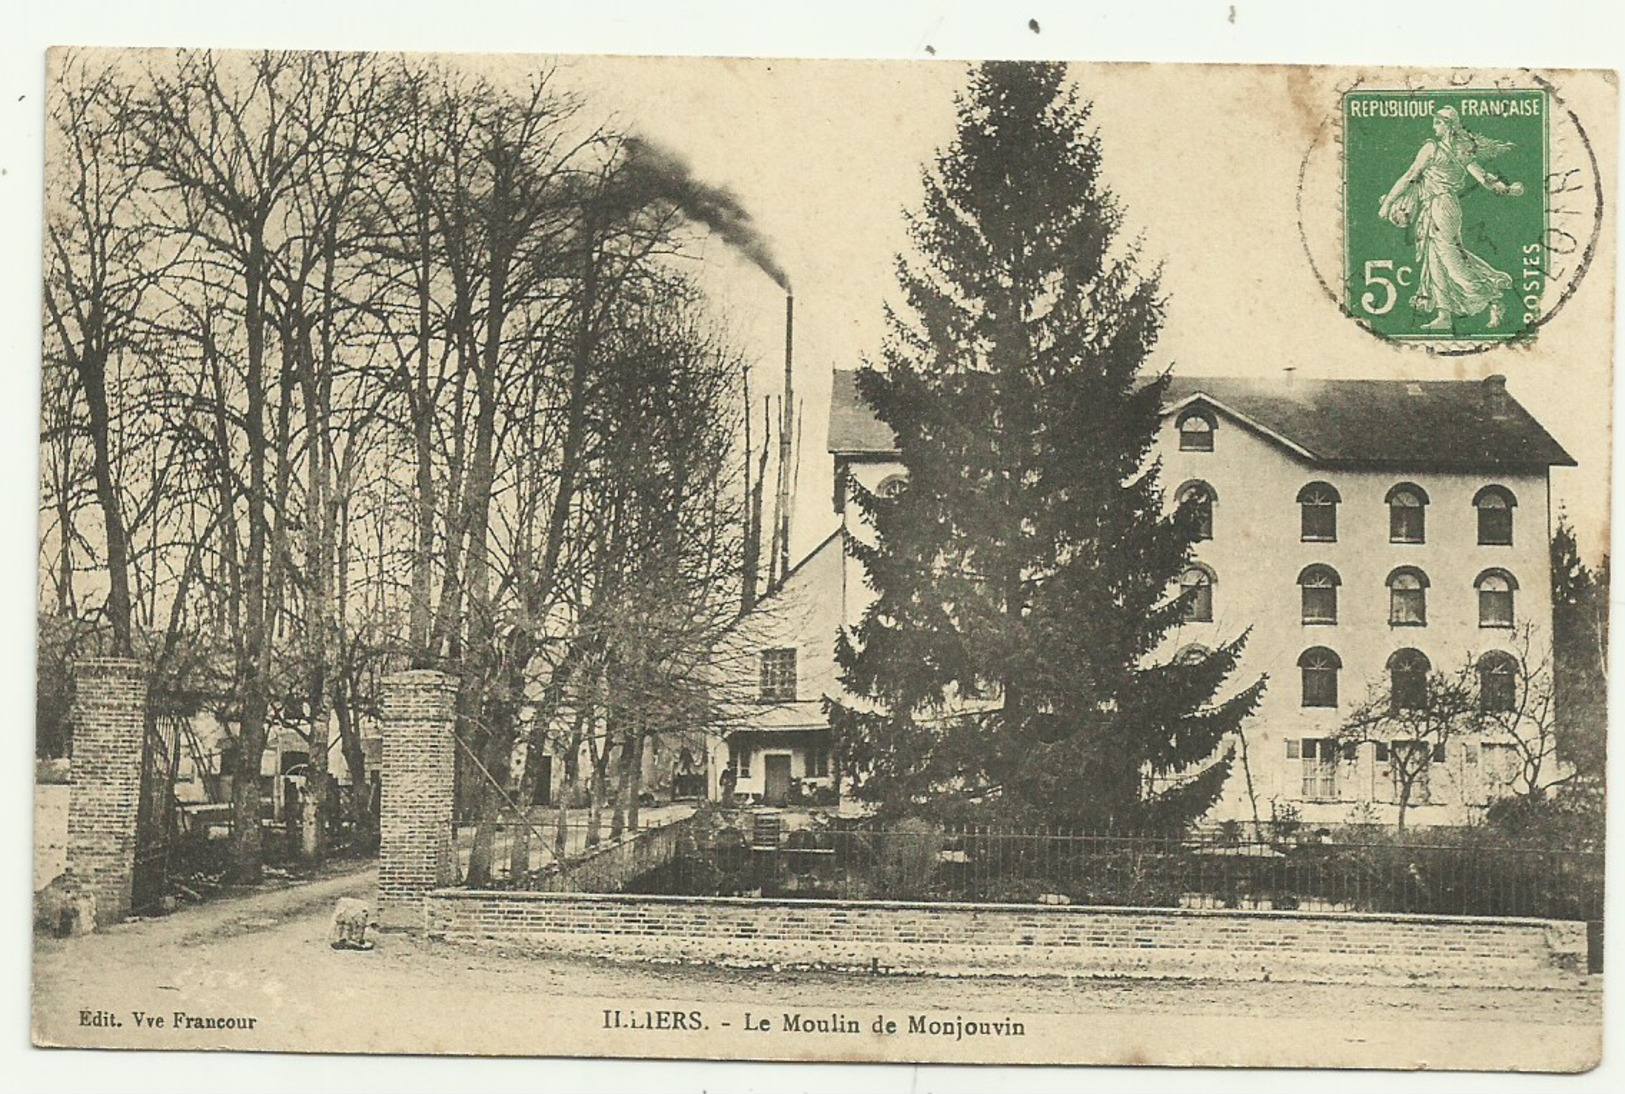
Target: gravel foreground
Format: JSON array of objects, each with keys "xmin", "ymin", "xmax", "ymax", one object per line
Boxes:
[{"xmin": 32, "ymin": 864, "xmax": 1602, "ymax": 1071}]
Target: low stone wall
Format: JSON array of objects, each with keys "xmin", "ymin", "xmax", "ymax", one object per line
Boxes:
[
  {"xmin": 529, "ymin": 819, "xmax": 689, "ymax": 894},
  {"xmin": 422, "ymin": 890, "xmax": 1588, "ymax": 987}
]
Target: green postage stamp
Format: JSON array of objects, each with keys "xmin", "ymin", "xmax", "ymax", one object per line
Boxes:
[{"xmin": 1344, "ymin": 88, "xmax": 1549, "ymax": 343}]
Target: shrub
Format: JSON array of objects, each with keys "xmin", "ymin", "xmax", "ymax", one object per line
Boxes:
[
  {"xmin": 870, "ymin": 817, "xmax": 942, "ymax": 899},
  {"xmin": 1485, "ymin": 784, "xmax": 1604, "ymax": 850}
]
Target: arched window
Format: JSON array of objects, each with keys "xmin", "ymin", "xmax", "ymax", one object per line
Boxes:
[
  {"xmin": 1298, "ymin": 481, "xmax": 1340, "ymax": 542},
  {"xmin": 1298, "ymin": 564, "xmax": 1341, "ymax": 625},
  {"xmin": 1179, "ymin": 564, "xmax": 1215, "ymax": 623},
  {"xmin": 876, "ymin": 474, "xmax": 907, "ymax": 498},
  {"xmin": 1386, "ymin": 483, "xmax": 1429, "ymax": 544},
  {"xmin": 1387, "ymin": 567, "xmax": 1429, "ymax": 626},
  {"xmin": 1298, "ymin": 646, "xmax": 1342, "ymax": 708},
  {"xmin": 1474, "ymin": 485, "xmax": 1517, "ymax": 546},
  {"xmin": 1388, "ymin": 648, "xmax": 1431, "ymax": 710},
  {"xmin": 1176, "ymin": 481, "xmax": 1215, "ymax": 540},
  {"xmin": 1177, "ymin": 409, "xmax": 1215, "ymax": 452},
  {"xmin": 1476, "ymin": 568, "xmax": 1518, "ymax": 628},
  {"xmin": 1173, "ymin": 643, "xmax": 1210, "ymax": 666},
  {"xmin": 1477, "ymin": 651, "xmax": 1518, "ymax": 712}
]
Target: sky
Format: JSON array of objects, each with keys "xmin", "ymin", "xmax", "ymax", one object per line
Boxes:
[{"xmin": 546, "ymin": 57, "xmax": 1616, "ymax": 565}]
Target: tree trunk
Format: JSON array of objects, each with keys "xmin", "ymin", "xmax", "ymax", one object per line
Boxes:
[
  {"xmin": 77, "ymin": 345, "xmax": 135, "ymax": 657},
  {"xmin": 507, "ymin": 794, "xmax": 531, "ymax": 879},
  {"xmin": 328, "ymin": 475, "xmax": 371, "ymax": 840},
  {"xmin": 297, "ymin": 252, "xmax": 337, "ymax": 863},
  {"xmin": 609, "ymin": 725, "xmax": 635, "ymax": 841},
  {"xmin": 626, "ymin": 729, "xmax": 646, "ymax": 833},
  {"xmin": 586, "ymin": 730, "xmax": 610, "ymax": 849},
  {"xmin": 332, "ymin": 678, "xmax": 370, "ymax": 831},
  {"xmin": 504, "ymin": 663, "xmax": 541, "ymax": 878},
  {"xmin": 48, "ymin": 402, "xmax": 78, "ymax": 618},
  {"xmin": 409, "ymin": 206, "xmax": 437, "ymax": 660},
  {"xmin": 230, "ymin": 233, "xmax": 271, "ymax": 884},
  {"xmin": 460, "ymin": 688, "xmax": 502, "ymax": 887},
  {"xmin": 554, "ymin": 746, "xmax": 576, "ymax": 861}
]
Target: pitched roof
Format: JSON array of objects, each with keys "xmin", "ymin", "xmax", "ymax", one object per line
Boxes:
[
  {"xmin": 826, "ymin": 369, "xmax": 1575, "ymax": 470},
  {"xmin": 1165, "ymin": 375, "xmax": 1575, "ymax": 469},
  {"xmin": 827, "ymin": 370, "xmax": 901, "ymax": 455}
]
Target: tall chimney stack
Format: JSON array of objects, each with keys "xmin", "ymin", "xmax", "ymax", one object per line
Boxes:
[{"xmin": 773, "ymin": 295, "xmax": 795, "ymax": 589}]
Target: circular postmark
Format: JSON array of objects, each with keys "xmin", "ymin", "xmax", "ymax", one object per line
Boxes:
[{"xmin": 1296, "ymin": 68, "xmax": 1603, "ymax": 356}]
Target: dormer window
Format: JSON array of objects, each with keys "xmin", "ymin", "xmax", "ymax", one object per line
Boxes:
[
  {"xmin": 760, "ymin": 648, "xmax": 797, "ymax": 701},
  {"xmin": 1177, "ymin": 409, "xmax": 1216, "ymax": 452}
]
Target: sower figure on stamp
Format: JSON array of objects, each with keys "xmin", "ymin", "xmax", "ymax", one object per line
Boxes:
[{"xmin": 1378, "ymin": 106, "xmax": 1525, "ymax": 331}]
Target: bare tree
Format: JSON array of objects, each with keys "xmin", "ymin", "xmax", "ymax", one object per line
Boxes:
[
  {"xmin": 43, "ymin": 55, "xmax": 166, "ymax": 657},
  {"xmin": 1337, "ymin": 663, "xmax": 1475, "ymax": 832},
  {"xmin": 1466, "ymin": 628, "xmax": 1566, "ymax": 803},
  {"xmin": 129, "ymin": 51, "xmax": 373, "ymax": 879},
  {"xmin": 41, "ymin": 48, "xmax": 760, "ymax": 890}
]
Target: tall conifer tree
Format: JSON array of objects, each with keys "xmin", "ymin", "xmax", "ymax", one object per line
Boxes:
[{"xmin": 832, "ymin": 62, "xmax": 1265, "ymax": 830}]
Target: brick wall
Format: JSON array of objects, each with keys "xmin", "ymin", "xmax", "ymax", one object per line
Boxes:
[
  {"xmin": 378, "ymin": 670, "xmax": 457, "ymax": 928},
  {"xmin": 65, "ymin": 658, "xmax": 147, "ymax": 927},
  {"xmin": 423, "ymin": 890, "xmax": 1588, "ymax": 987}
]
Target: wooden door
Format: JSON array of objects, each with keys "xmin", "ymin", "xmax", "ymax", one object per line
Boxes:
[{"xmin": 764, "ymin": 754, "xmax": 792, "ymax": 806}]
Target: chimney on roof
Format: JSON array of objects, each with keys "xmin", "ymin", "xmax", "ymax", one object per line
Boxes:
[{"xmin": 1483, "ymin": 373, "xmax": 1512, "ymax": 419}]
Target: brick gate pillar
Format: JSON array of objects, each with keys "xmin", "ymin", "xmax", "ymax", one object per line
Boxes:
[
  {"xmin": 65, "ymin": 657, "xmax": 147, "ymax": 927},
  {"xmin": 377, "ymin": 669, "xmax": 458, "ymax": 929}
]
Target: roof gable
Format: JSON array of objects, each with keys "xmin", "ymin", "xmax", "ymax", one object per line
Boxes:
[{"xmin": 725, "ymin": 528, "xmax": 845, "ymax": 630}]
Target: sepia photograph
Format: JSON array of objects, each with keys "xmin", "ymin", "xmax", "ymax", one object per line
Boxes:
[{"xmin": 15, "ymin": 6, "xmax": 1619, "ymax": 1087}]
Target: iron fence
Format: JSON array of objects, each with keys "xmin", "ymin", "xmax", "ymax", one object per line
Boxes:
[
  {"xmin": 151, "ymin": 805, "xmax": 375, "ymax": 892},
  {"xmin": 460, "ymin": 810, "xmax": 1603, "ymax": 922}
]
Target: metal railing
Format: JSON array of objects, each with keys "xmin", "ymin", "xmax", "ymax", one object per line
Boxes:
[{"xmin": 468, "ymin": 810, "xmax": 1602, "ymax": 921}]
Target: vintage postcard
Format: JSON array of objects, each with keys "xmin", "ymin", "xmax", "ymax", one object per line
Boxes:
[{"xmin": 30, "ymin": 50, "xmax": 1614, "ymax": 1073}]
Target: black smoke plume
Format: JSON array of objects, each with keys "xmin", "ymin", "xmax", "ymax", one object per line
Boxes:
[{"xmin": 622, "ymin": 136, "xmax": 791, "ymax": 291}]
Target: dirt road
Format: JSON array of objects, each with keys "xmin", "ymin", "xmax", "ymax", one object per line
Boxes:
[{"xmin": 32, "ymin": 864, "xmax": 1601, "ymax": 1070}]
